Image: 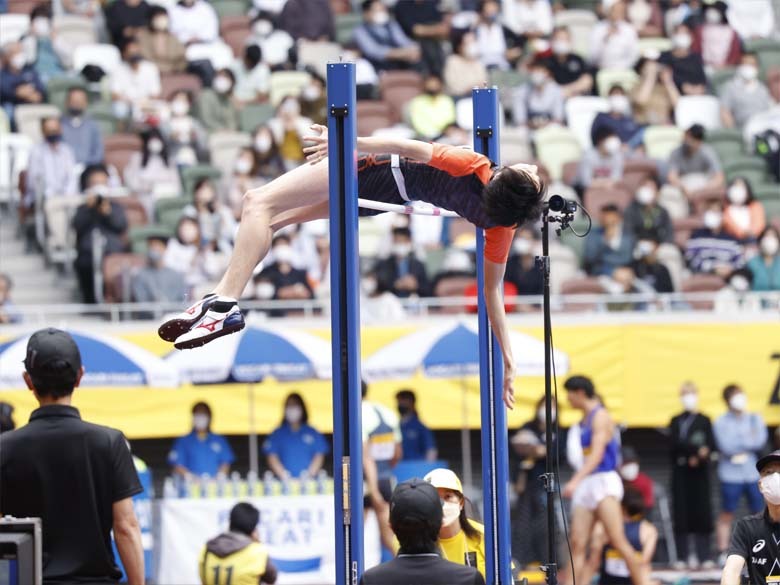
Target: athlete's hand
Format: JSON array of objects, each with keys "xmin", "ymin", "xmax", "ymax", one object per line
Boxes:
[
  {"xmin": 502, "ymin": 361, "xmax": 516, "ymax": 409},
  {"xmin": 303, "ymin": 124, "xmax": 328, "ymax": 164},
  {"xmin": 562, "ymin": 479, "xmax": 578, "ymax": 499}
]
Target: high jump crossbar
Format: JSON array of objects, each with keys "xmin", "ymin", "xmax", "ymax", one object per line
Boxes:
[
  {"xmin": 327, "ymin": 62, "xmax": 512, "ymax": 585},
  {"xmin": 357, "ymin": 198, "xmax": 460, "ymax": 217}
]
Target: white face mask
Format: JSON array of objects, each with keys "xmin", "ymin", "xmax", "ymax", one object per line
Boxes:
[
  {"xmin": 255, "ymin": 135, "xmax": 272, "ymax": 153},
  {"xmin": 673, "ymin": 33, "xmax": 692, "ymax": 50},
  {"xmin": 704, "ymin": 8, "xmax": 721, "ymax": 25},
  {"xmin": 193, "ymin": 413, "xmax": 210, "ymax": 431},
  {"xmin": 761, "ymin": 236, "xmax": 779, "ymax": 257},
  {"xmin": 152, "ymin": 16, "xmax": 169, "ymax": 31},
  {"xmin": 620, "ymin": 462, "xmax": 640, "ymax": 482},
  {"xmin": 279, "ymin": 99, "xmax": 301, "ymax": 117},
  {"xmin": 10, "ymin": 53, "xmax": 26, "ymax": 70},
  {"xmin": 253, "ymin": 20, "xmax": 273, "ymax": 38},
  {"xmin": 301, "ymin": 85, "xmax": 321, "ymax": 101},
  {"xmin": 727, "ymin": 184, "xmax": 748, "ymax": 205},
  {"xmin": 729, "ymin": 392, "xmax": 747, "ymax": 412},
  {"xmin": 255, "ymin": 281, "xmax": 275, "ymax": 299},
  {"xmin": 738, "ymin": 64, "xmax": 758, "ymax": 82},
  {"xmin": 213, "ymin": 76, "xmax": 232, "ymax": 94},
  {"xmin": 760, "ymin": 472, "xmax": 780, "ymax": 505},
  {"xmin": 441, "ymin": 501, "xmax": 461, "ymax": 527},
  {"xmin": 609, "ymin": 94, "xmax": 631, "ymax": 116},
  {"xmin": 171, "ymin": 99, "xmax": 190, "ymax": 116},
  {"xmin": 703, "ymin": 210, "xmax": 722, "ymax": 230},
  {"xmin": 285, "ymin": 405, "xmax": 303, "ymax": 424},
  {"xmin": 393, "ymin": 243, "xmax": 412, "ymax": 257},
  {"xmin": 552, "ymin": 39, "xmax": 570, "ymax": 56},
  {"xmin": 463, "ymin": 43, "xmax": 480, "ymax": 59},
  {"xmin": 372, "ymin": 11, "xmax": 390, "ymax": 26},
  {"xmin": 32, "ymin": 17, "xmax": 51, "ymax": 37},
  {"xmin": 235, "ymin": 157, "xmax": 252, "ymax": 174},
  {"xmin": 513, "ymin": 238, "xmax": 532, "ymax": 256},
  {"xmin": 604, "ymin": 136, "xmax": 622, "ymax": 154},
  {"xmin": 681, "ymin": 392, "xmax": 698, "ymax": 412},
  {"xmin": 730, "ymin": 275, "xmax": 750, "ymax": 292},
  {"xmin": 530, "ymin": 71, "xmax": 547, "ymax": 86},
  {"xmin": 634, "ymin": 239, "xmax": 655, "ymax": 259},
  {"xmin": 274, "ymin": 245, "xmax": 295, "ymax": 265},
  {"xmin": 148, "ymin": 138, "xmax": 164, "ymax": 154},
  {"xmin": 361, "ymin": 277, "xmax": 377, "ymax": 295},
  {"xmin": 636, "ymin": 185, "xmax": 655, "ymax": 205}
]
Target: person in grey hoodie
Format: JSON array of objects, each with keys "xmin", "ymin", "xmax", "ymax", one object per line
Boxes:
[{"xmin": 199, "ymin": 503, "xmax": 278, "ymax": 584}]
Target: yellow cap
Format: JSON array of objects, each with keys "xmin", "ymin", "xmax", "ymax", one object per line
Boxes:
[{"xmin": 424, "ymin": 468, "xmax": 463, "ymax": 494}]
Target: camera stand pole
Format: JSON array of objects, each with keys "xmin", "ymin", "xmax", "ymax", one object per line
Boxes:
[{"xmin": 539, "ymin": 208, "xmax": 574, "ymax": 585}]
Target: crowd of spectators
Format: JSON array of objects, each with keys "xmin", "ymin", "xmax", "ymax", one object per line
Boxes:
[{"xmin": 1, "ymin": 0, "xmax": 778, "ymax": 313}]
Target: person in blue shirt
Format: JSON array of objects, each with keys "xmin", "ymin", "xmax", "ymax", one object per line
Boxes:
[
  {"xmin": 748, "ymin": 226, "xmax": 780, "ymax": 292},
  {"xmin": 168, "ymin": 401, "xmax": 235, "ymax": 477},
  {"xmin": 0, "ymin": 42, "xmax": 46, "ymax": 127},
  {"xmin": 61, "ymin": 87, "xmax": 105, "ymax": 166},
  {"xmin": 590, "ymin": 85, "xmax": 642, "ymax": 149},
  {"xmin": 395, "ymin": 389, "xmax": 437, "ymax": 461},
  {"xmin": 263, "ymin": 393, "xmax": 329, "ymax": 479}
]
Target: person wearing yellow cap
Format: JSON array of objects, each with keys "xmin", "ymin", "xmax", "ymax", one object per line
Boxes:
[{"xmin": 424, "ymin": 468, "xmax": 488, "ymax": 579}]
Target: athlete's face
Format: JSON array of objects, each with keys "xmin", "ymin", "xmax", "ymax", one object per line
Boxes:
[{"xmin": 509, "ymin": 163, "xmax": 542, "ymax": 191}]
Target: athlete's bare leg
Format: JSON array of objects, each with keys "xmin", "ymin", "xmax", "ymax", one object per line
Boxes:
[
  {"xmin": 597, "ymin": 496, "xmax": 647, "ymax": 584},
  {"xmin": 212, "ymin": 160, "xmax": 330, "ymax": 299},
  {"xmin": 569, "ymin": 505, "xmax": 596, "ymax": 585}
]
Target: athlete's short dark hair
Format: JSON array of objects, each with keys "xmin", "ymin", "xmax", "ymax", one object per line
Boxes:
[
  {"xmin": 229, "ymin": 502, "xmax": 260, "ymax": 535},
  {"xmin": 622, "ymin": 486, "xmax": 646, "ymax": 518},
  {"xmin": 564, "ymin": 375, "xmax": 595, "ymax": 398},
  {"xmin": 482, "ymin": 167, "xmax": 546, "ymax": 228}
]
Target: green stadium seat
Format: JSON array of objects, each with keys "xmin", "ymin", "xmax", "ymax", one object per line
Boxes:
[
  {"xmin": 753, "ymin": 183, "xmax": 780, "ymax": 203},
  {"xmin": 239, "ymin": 102, "xmax": 275, "ymax": 133},
  {"xmin": 85, "ymin": 101, "xmax": 116, "ymax": 135},
  {"xmin": 129, "ymin": 224, "xmax": 175, "ymax": 255},
  {"xmin": 758, "ymin": 49, "xmax": 780, "ymax": 77},
  {"xmin": 763, "ymin": 199, "xmax": 780, "ymax": 224},
  {"xmin": 709, "ymin": 67, "xmax": 736, "ymax": 96},
  {"xmin": 707, "ymin": 129, "xmax": 745, "ymax": 160},
  {"xmin": 180, "ymin": 164, "xmax": 222, "ymax": 198},
  {"xmin": 724, "ymin": 157, "xmax": 769, "ymax": 184},
  {"xmin": 212, "ymin": 0, "xmax": 248, "ymax": 19},
  {"xmin": 335, "ymin": 12, "xmax": 362, "ymax": 46},
  {"xmin": 155, "ymin": 195, "xmax": 191, "ymax": 219},
  {"xmin": 46, "ymin": 77, "xmax": 87, "ymax": 112},
  {"xmin": 744, "ymin": 39, "xmax": 780, "ymax": 53},
  {"xmin": 596, "ymin": 68, "xmax": 639, "ymax": 96},
  {"xmin": 488, "ymin": 69, "xmax": 528, "ymax": 91}
]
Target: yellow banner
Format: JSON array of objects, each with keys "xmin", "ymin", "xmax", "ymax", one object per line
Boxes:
[{"xmin": 1, "ymin": 321, "xmax": 778, "ymax": 438}]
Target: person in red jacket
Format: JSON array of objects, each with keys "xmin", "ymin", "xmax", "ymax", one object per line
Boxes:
[{"xmin": 619, "ymin": 446, "xmax": 655, "ymax": 512}]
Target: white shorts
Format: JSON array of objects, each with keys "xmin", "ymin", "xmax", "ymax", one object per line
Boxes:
[{"xmin": 571, "ymin": 470, "xmax": 624, "ymax": 511}]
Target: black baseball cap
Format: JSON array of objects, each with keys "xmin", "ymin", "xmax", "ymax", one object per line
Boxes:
[
  {"xmin": 390, "ymin": 478, "xmax": 443, "ymax": 526},
  {"xmin": 23, "ymin": 328, "xmax": 82, "ymax": 376},
  {"xmin": 756, "ymin": 450, "xmax": 780, "ymax": 473}
]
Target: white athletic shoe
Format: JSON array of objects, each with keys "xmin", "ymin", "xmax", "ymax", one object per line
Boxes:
[
  {"xmin": 173, "ymin": 304, "xmax": 245, "ymax": 350},
  {"xmin": 158, "ymin": 294, "xmax": 217, "ymax": 342}
]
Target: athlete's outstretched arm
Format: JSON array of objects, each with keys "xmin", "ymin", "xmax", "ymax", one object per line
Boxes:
[
  {"xmin": 484, "ymin": 259, "xmax": 516, "ymax": 410},
  {"xmin": 304, "ymin": 124, "xmax": 434, "ymax": 163}
]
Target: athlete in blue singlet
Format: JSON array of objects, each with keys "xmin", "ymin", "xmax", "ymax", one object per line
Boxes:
[{"xmin": 562, "ymin": 375, "xmax": 651, "ymax": 585}]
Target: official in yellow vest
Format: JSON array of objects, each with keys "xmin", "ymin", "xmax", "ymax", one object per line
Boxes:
[
  {"xmin": 199, "ymin": 502, "xmax": 278, "ymax": 585},
  {"xmin": 425, "ymin": 468, "xmax": 488, "ymax": 579}
]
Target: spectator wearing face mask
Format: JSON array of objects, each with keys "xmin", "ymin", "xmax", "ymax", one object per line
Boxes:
[
  {"xmin": 111, "ymin": 39, "xmax": 161, "ymax": 121},
  {"xmin": 722, "ymin": 177, "xmax": 766, "ymax": 243},
  {"xmin": 584, "ymin": 204, "xmax": 636, "ymax": 277},
  {"xmin": 163, "ymin": 216, "xmax": 228, "ymax": 291},
  {"xmin": 72, "ymin": 164, "xmax": 129, "ymax": 303},
  {"xmin": 720, "ymin": 53, "xmax": 773, "ymax": 130},
  {"xmin": 254, "ymin": 234, "xmax": 314, "ymax": 315},
  {"xmin": 623, "ymin": 176, "xmax": 673, "ymax": 243},
  {"xmin": 658, "ymin": 23, "xmax": 707, "ymax": 95},
  {"xmin": 692, "ymin": 1, "xmax": 741, "ymax": 69},
  {"xmin": 591, "ymin": 85, "xmax": 641, "ymax": 148},
  {"xmin": 669, "ymin": 381, "xmax": 716, "ymax": 571},
  {"xmin": 22, "ymin": 5, "xmax": 66, "ymax": 85},
  {"xmin": 725, "ymin": 0, "xmax": 776, "ymax": 41},
  {"xmin": 374, "ymin": 227, "xmax": 430, "ymax": 298},
  {"xmin": 473, "ymin": 0, "xmax": 522, "ymax": 71},
  {"xmin": 631, "ymin": 56, "xmax": 679, "ymax": 126},
  {"xmin": 511, "ymin": 59, "xmax": 564, "ymax": 130},
  {"xmin": 123, "ymin": 128, "xmax": 180, "ymax": 207},
  {"xmin": 184, "ymin": 178, "xmax": 237, "ymax": 253},
  {"xmin": 625, "ymin": 0, "xmax": 664, "ymax": 36},
  {"xmin": 443, "ymin": 32, "xmax": 488, "ymax": 98},
  {"xmin": 266, "ymin": 96, "xmax": 313, "ymax": 170},
  {"xmin": 263, "ymin": 393, "xmax": 329, "ymax": 480},
  {"xmin": 168, "ymin": 0, "xmax": 218, "ymax": 45},
  {"xmin": 169, "ymin": 402, "xmax": 235, "ymax": 479},
  {"xmin": 505, "ymin": 228, "xmax": 543, "ymax": 298},
  {"xmin": 589, "ymin": 0, "xmax": 639, "ymax": 70},
  {"xmin": 0, "ymin": 41, "xmax": 45, "ymax": 123},
  {"xmin": 61, "ymin": 87, "xmax": 104, "ymax": 166},
  {"xmin": 224, "ymin": 147, "xmax": 262, "ymax": 219},
  {"xmin": 232, "ymin": 45, "xmax": 270, "ymax": 106},
  {"xmin": 748, "ymin": 227, "xmax": 780, "ymax": 292},
  {"xmin": 685, "ymin": 198, "xmax": 743, "ymax": 277},
  {"xmin": 713, "ymin": 384, "xmax": 768, "ymax": 564},
  {"xmin": 194, "ymin": 69, "xmax": 239, "ymax": 132},
  {"xmin": 408, "ymin": 75, "xmax": 456, "ymax": 140},
  {"xmin": 251, "ymin": 124, "xmax": 286, "ymax": 179},
  {"xmin": 104, "ymin": 0, "xmax": 151, "ymax": 47},
  {"xmin": 630, "ymin": 237, "xmax": 673, "ymax": 292},
  {"xmin": 137, "ymin": 6, "xmax": 186, "ymax": 74},
  {"xmin": 544, "ymin": 27, "xmax": 593, "ymax": 98},
  {"xmin": 667, "ymin": 124, "xmax": 725, "ymax": 197},
  {"xmin": 25, "ymin": 116, "xmax": 78, "ymax": 209},
  {"xmin": 395, "ymin": 389, "xmax": 437, "ymax": 462},
  {"xmin": 248, "ymin": 17, "xmax": 294, "ymax": 70},
  {"xmin": 577, "ymin": 128, "xmax": 624, "ymax": 191},
  {"xmin": 163, "ymin": 90, "xmax": 208, "ymax": 165},
  {"xmin": 130, "ymin": 235, "xmax": 187, "ymax": 303},
  {"xmin": 619, "ymin": 446, "xmax": 654, "ymax": 511},
  {"xmin": 510, "ymin": 394, "xmax": 557, "ymax": 568},
  {"xmin": 299, "ymin": 72, "xmax": 327, "ymax": 125},
  {"xmin": 353, "ymin": 0, "xmax": 421, "ymax": 72}
]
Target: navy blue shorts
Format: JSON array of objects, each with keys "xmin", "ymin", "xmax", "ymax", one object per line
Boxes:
[
  {"xmin": 357, "ymin": 154, "xmax": 404, "ymax": 216},
  {"xmin": 720, "ymin": 480, "xmax": 764, "ymax": 513}
]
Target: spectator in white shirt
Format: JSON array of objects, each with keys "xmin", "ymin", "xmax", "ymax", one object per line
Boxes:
[
  {"xmin": 232, "ymin": 44, "xmax": 270, "ymax": 105},
  {"xmin": 252, "ymin": 0, "xmax": 287, "ymax": 16},
  {"xmin": 248, "ymin": 16, "xmax": 295, "ymax": 69},
  {"xmin": 720, "ymin": 53, "xmax": 773, "ymax": 130},
  {"xmin": 111, "ymin": 39, "xmax": 161, "ymax": 120},
  {"xmin": 474, "ymin": 0, "xmax": 522, "ymax": 70},
  {"xmin": 512, "ymin": 59, "xmax": 565, "ymax": 130},
  {"xmin": 502, "ymin": 0, "xmax": 553, "ymax": 38},
  {"xmin": 25, "ymin": 116, "xmax": 77, "ymax": 208},
  {"xmin": 168, "ymin": 0, "xmax": 219, "ymax": 45},
  {"xmin": 589, "ymin": 0, "xmax": 639, "ymax": 70},
  {"xmin": 726, "ymin": 0, "xmax": 776, "ymax": 40}
]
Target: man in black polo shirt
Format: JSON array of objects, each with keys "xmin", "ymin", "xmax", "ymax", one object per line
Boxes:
[
  {"xmin": 721, "ymin": 450, "xmax": 780, "ymax": 584},
  {"xmin": 0, "ymin": 328, "xmax": 144, "ymax": 584},
  {"xmin": 359, "ymin": 478, "xmax": 484, "ymax": 585}
]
